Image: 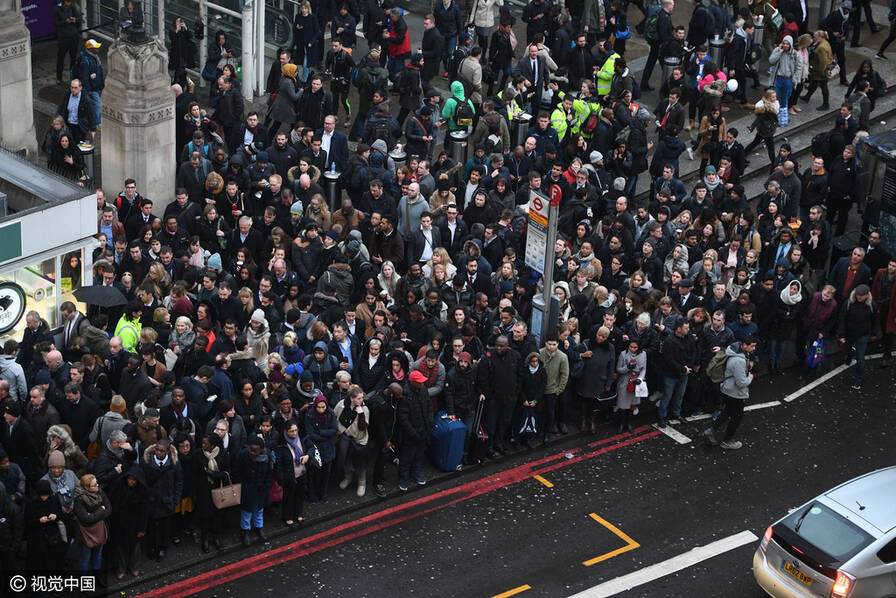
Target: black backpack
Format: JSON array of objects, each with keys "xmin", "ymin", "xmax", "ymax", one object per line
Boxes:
[
  {"xmin": 448, "ymin": 47, "xmax": 469, "ymax": 80},
  {"xmin": 811, "ymin": 131, "xmax": 832, "ymax": 160},
  {"xmin": 371, "ymin": 118, "xmax": 394, "ymax": 148},
  {"xmin": 453, "ymin": 97, "xmax": 474, "ymax": 127}
]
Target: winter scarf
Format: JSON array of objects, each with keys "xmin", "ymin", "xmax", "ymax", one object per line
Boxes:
[
  {"xmin": 284, "ymin": 433, "xmax": 304, "ymax": 465},
  {"xmin": 203, "ymin": 446, "xmax": 220, "ymax": 473}
]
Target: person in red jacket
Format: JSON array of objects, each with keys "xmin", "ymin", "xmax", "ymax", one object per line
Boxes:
[{"xmin": 384, "ymin": 8, "xmax": 411, "ymax": 83}]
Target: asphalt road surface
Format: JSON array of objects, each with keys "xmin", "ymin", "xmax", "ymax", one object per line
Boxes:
[{"xmin": 129, "ymin": 356, "xmax": 896, "ymax": 598}]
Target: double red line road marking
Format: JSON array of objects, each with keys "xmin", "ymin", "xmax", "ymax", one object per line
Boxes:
[{"xmin": 138, "ymin": 426, "xmax": 662, "ymax": 598}]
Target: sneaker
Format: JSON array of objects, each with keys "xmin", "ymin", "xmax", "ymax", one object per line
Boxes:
[
  {"xmin": 375, "ymin": 483, "xmax": 387, "ymax": 497},
  {"xmin": 339, "ymin": 477, "xmax": 351, "ymax": 490},
  {"xmin": 343, "ymin": 117, "xmax": 351, "ymax": 127},
  {"xmin": 851, "ymin": 381, "xmax": 862, "ymax": 390},
  {"xmin": 357, "ymin": 483, "xmax": 366, "ymax": 497},
  {"xmin": 414, "ymin": 477, "xmax": 426, "ymax": 486},
  {"xmin": 720, "ymin": 440, "xmax": 743, "ymax": 450},
  {"xmin": 703, "ymin": 428, "xmax": 719, "ymax": 446},
  {"xmin": 876, "ymin": 53, "xmax": 888, "ymax": 60},
  {"xmin": 398, "ymin": 481, "xmax": 409, "ymax": 492},
  {"xmin": 632, "ymin": 406, "xmax": 639, "ymax": 416},
  {"xmin": 686, "ymin": 147, "xmax": 695, "ymax": 161}
]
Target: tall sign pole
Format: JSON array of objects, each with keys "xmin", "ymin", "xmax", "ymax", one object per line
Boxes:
[{"xmin": 540, "ymin": 185, "xmax": 562, "ymax": 342}]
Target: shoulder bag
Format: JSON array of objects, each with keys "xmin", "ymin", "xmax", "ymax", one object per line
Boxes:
[
  {"xmin": 79, "ymin": 520, "xmax": 108, "ymax": 548},
  {"xmin": 210, "ymin": 472, "xmax": 242, "ymax": 509}
]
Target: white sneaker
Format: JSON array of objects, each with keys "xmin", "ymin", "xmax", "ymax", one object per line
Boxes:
[
  {"xmin": 720, "ymin": 440, "xmax": 743, "ymax": 450},
  {"xmin": 357, "ymin": 483, "xmax": 366, "ymax": 497},
  {"xmin": 687, "ymin": 147, "xmax": 695, "ymax": 161},
  {"xmin": 339, "ymin": 477, "xmax": 351, "ymax": 490}
]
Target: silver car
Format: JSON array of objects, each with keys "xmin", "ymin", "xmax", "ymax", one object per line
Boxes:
[{"xmin": 753, "ymin": 466, "xmax": 896, "ymax": 598}]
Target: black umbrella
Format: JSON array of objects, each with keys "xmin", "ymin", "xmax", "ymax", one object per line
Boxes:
[{"xmin": 73, "ymin": 285, "xmax": 128, "ymax": 308}]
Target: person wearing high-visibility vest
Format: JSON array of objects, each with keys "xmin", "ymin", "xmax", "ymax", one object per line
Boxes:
[
  {"xmin": 114, "ymin": 303, "xmax": 143, "ymax": 353},
  {"xmin": 550, "ymin": 94, "xmax": 575, "ymax": 142},
  {"xmin": 554, "ymin": 81, "xmax": 601, "ymax": 138},
  {"xmin": 596, "ymin": 50, "xmax": 621, "ymax": 98}
]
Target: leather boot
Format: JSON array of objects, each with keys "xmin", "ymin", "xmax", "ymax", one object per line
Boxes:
[
  {"xmin": 580, "ymin": 415, "xmax": 589, "ymax": 432},
  {"xmin": 624, "ymin": 411, "xmax": 633, "ymax": 433},
  {"xmin": 212, "ymin": 535, "xmax": 222, "ymax": 550},
  {"xmin": 616, "ymin": 411, "xmax": 625, "ymax": 433},
  {"xmin": 255, "ymin": 527, "xmax": 267, "ymax": 542},
  {"xmin": 201, "ymin": 534, "xmax": 210, "ymax": 554},
  {"xmin": 241, "ymin": 530, "xmax": 251, "ymax": 547}
]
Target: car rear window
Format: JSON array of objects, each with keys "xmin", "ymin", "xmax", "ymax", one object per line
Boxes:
[{"xmin": 781, "ymin": 502, "xmax": 875, "ymax": 562}]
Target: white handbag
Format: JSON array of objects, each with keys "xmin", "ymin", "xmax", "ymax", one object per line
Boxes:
[{"xmin": 634, "ymin": 379, "xmax": 649, "ymax": 398}]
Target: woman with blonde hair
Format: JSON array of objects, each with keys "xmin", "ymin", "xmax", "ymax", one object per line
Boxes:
[
  {"xmin": 306, "ymin": 194, "xmax": 331, "ymax": 231},
  {"xmin": 147, "ymin": 261, "xmax": 172, "ymax": 296},
  {"xmin": 422, "ymin": 247, "xmax": 457, "ymax": 281},
  {"xmin": 376, "ymin": 261, "xmax": 401, "ymax": 306},
  {"xmin": 170, "ymin": 316, "xmax": 195, "ymax": 355},
  {"xmin": 237, "ymin": 287, "xmax": 254, "ymax": 330}
]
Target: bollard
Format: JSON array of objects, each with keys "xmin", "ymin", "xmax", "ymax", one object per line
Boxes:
[
  {"xmin": 323, "ymin": 169, "xmax": 341, "ymax": 212},
  {"xmin": 661, "ymin": 56, "xmax": 682, "ymax": 82},
  {"xmin": 709, "ymin": 36, "xmax": 726, "ymax": 68},
  {"xmin": 511, "ymin": 113, "xmax": 533, "ymax": 149},
  {"xmin": 389, "ymin": 145, "xmax": 407, "ymax": 170},
  {"xmin": 447, "ymin": 130, "xmax": 469, "ymax": 164}
]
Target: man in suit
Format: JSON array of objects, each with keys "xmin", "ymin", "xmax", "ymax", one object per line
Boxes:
[
  {"xmin": 670, "ymin": 278, "xmax": 702, "ymax": 314},
  {"xmin": 229, "ymin": 215, "xmax": 265, "ymax": 265},
  {"xmin": 56, "ymin": 79, "xmax": 95, "ymax": 145},
  {"xmin": 59, "ymin": 301, "xmax": 90, "ymax": 362},
  {"xmin": 437, "ymin": 203, "xmax": 468, "ymax": 258},
  {"xmin": 317, "ymin": 115, "xmax": 349, "ymax": 172},
  {"xmin": 719, "ymin": 128, "xmax": 746, "ymax": 175},
  {"xmin": 125, "ymin": 198, "xmax": 159, "ymax": 241},
  {"xmin": 656, "ymin": 88, "xmax": 686, "ymax": 138},
  {"xmin": 213, "ymin": 76, "xmax": 244, "ymax": 145},
  {"xmin": 463, "ymin": 255, "xmax": 495, "ymax": 302},
  {"xmin": 176, "ymin": 151, "xmax": 213, "ymax": 203},
  {"xmin": 408, "ymin": 212, "xmax": 443, "ymax": 266},
  {"xmin": 515, "ymin": 44, "xmax": 547, "ymax": 114}
]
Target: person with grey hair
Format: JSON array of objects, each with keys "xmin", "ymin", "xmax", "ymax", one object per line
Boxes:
[{"xmin": 91, "ymin": 429, "xmax": 137, "ymax": 489}]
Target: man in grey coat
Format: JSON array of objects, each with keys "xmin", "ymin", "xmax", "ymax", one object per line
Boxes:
[{"xmin": 704, "ymin": 336, "xmax": 756, "ymax": 450}]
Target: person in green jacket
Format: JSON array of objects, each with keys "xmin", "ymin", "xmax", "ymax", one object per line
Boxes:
[
  {"xmin": 113, "ymin": 303, "xmax": 143, "ymax": 353},
  {"xmin": 538, "ymin": 333, "xmax": 570, "ymax": 441},
  {"xmin": 441, "ymin": 80, "xmax": 476, "ymax": 132},
  {"xmin": 596, "ymin": 51, "xmax": 621, "ymax": 98}
]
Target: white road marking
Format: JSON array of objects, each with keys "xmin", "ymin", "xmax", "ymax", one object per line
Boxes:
[
  {"xmin": 651, "ymin": 424, "xmax": 692, "ymax": 444},
  {"xmin": 783, "ymin": 364, "xmax": 850, "ymax": 402},
  {"xmin": 567, "ymin": 530, "xmax": 760, "ymax": 598},
  {"xmin": 745, "ymin": 400, "xmax": 781, "ymax": 411}
]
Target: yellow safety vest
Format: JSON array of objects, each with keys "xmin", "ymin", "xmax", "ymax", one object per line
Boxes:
[{"xmin": 597, "ymin": 52, "xmax": 620, "ymax": 97}]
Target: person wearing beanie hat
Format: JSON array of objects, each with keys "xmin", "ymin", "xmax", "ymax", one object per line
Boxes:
[
  {"xmin": 207, "ymin": 253, "xmax": 223, "ymax": 271},
  {"xmin": 47, "ymin": 449, "xmax": 67, "ymax": 468},
  {"xmin": 397, "ymin": 368, "xmax": 433, "ymax": 491}
]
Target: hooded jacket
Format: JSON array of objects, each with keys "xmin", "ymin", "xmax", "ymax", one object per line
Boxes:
[
  {"xmin": 442, "ymin": 81, "xmax": 476, "ymax": 131},
  {"xmin": 141, "ymin": 444, "xmax": 183, "ymax": 518},
  {"xmin": 719, "ymin": 343, "xmax": 752, "ymax": 399}
]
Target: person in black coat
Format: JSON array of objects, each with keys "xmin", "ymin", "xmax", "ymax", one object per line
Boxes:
[
  {"xmin": 194, "ymin": 433, "xmax": 229, "ymax": 552},
  {"xmin": 25, "ymin": 480, "xmax": 67, "ymax": 574},
  {"xmin": 404, "ymin": 106, "xmax": 435, "ymax": 160},
  {"xmin": 140, "ymin": 440, "xmax": 183, "ymax": 562},
  {"xmin": 397, "ymin": 371, "xmax": 434, "ymax": 489},
  {"xmin": 1, "ymin": 401, "xmax": 42, "ymax": 483},
  {"xmin": 477, "ymin": 336, "xmax": 522, "ymax": 456},
  {"xmin": 106, "ymin": 465, "xmax": 148, "ymax": 578},
  {"xmin": 56, "ymin": 80, "xmax": 95, "ymax": 145},
  {"xmin": 0, "ymin": 482, "xmax": 23, "ymax": 571},
  {"xmin": 234, "ymin": 436, "xmax": 271, "ymax": 545},
  {"xmin": 273, "ymin": 420, "xmax": 312, "ymax": 526},
  {"xmin": 396, "ymin": 57, "xmax": 425, "ymax": 126},
  {"xmin": 53, "ymin": 0, "xmax": 82, "ymax": 83},
  {"xmin": 421, "ymin": 17, "xmax": 445, "ymax": 83}
]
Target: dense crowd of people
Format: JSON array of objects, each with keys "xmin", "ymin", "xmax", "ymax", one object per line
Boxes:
[{"xmin": 12, "ymin": 0, "xmax": 896, "ymax": 584}]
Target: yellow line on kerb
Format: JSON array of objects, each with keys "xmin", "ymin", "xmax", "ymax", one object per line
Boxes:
[
  {"xmin": 533, "ymin": 474, "xmax": 554, "ymax": 487},
  {"xmin": 583, "ymin": 513, "xmax": 641, "ymax": 566},
  {"xmin": 491, "ymin": 584, "xmax": 532, "ymax": 598}
]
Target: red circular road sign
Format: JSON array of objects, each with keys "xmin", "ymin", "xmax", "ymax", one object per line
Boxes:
[
  {"xmin": 531, "ymin": 196, "xmax": 544, "ymax": 212},
  {"xmin": 550, "ymin": 185, "xmax": 562, "ymax": 206}
]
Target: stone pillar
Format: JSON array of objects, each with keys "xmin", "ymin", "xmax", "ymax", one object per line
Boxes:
[
  {"xmin": 101, "ymin": 37, "xmax": 175, "ymax": 214},
  {"xmin": 0, "ymin": 0, "xmax": 38, "ymax": 156}
]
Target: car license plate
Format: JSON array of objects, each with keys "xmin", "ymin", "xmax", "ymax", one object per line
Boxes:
[{"xmin": 783, "ymin": 561, "xmax": 813, "ymax": 586}]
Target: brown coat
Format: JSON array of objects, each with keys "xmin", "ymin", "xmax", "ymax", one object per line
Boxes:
[
  {"xmin": 810, "ymin": 40, "xmax": 834, "ymax": 82},
  {"xmin": 696, "ymin": 116, "xmax": 726, "ymax": 160}
]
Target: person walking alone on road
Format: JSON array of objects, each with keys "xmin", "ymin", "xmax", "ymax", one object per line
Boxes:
[
  {"xmin": 837, "ymin": 284, "xmax": 880, "ymax": 389},
  {"xmin": 704, "ymin": 336, "xmax": 756, "ymax": 450}
]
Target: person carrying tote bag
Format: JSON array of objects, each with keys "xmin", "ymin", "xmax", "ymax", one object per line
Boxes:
[{"xmin": 74, "ymin": 474, "xmax": 111, "ymax": 578}]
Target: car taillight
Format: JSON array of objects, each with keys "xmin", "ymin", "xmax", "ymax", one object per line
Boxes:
[
  {"xmin": 760, "ymin": 525, "xmax": 773, "ymax": 552},
  {"xmin": 831, "ymin": 570, "xmax": 854, "ymax": 598}
]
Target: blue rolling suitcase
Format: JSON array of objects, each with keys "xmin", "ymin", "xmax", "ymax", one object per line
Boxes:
[{"xmin": 429, "ymin": 411, "xmax": 466, "ymax": 471}]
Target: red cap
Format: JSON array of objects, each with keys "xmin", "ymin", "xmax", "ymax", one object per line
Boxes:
[{"xmin": 409, "ymin": 370, "xmax": 427, "ymax": 383}]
